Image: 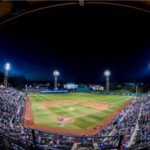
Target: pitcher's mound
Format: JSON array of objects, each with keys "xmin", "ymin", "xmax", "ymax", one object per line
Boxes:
[{"xmin": 68, "ymin": 107, "xmax": 76, "ymax": 111}]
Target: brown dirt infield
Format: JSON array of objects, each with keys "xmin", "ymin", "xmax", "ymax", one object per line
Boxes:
[{"xmin": 23, "ymin": 95, "xmax": 134, "ymax": 135}]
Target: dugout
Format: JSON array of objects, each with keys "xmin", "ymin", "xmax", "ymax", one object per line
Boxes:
[{"xmin": 76, "ymin": 87, "xmax": 89, "ymax": 92}]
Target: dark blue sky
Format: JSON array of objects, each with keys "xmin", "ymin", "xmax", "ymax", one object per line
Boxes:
[{"xmin": 0, "ymin": 4, "xmax": 150, "ymax": 83}]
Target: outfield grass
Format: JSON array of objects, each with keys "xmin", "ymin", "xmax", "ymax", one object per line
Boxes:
[
  {"xmin": 48, "ymin": 104, "xmax": 97, "ymax": 117},
  {"xmin": 30, "ymin": 93, "xmax": 132, "ymax": 130}
]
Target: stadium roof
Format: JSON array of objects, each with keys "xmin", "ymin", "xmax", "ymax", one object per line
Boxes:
[{"xmin": 0, "ymin": 1, "xmax": 150, "ymax": 25}]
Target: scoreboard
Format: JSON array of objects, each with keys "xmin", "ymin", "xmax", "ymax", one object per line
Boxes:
[{"xmin": 64, "ymin": 84, "xmax": 78, "ymax": 89}]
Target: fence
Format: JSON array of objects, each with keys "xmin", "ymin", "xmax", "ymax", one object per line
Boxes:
[
  {"xmin": 23, "ymin": 89, "xmax": 146, "ymax": 97},
  {"xmin": 75, "ymin": 88, "xmax": 90, "ymax": 92},
  {"xmin": 40, "ymin": 90, "xmax": 69, "ymax": 94},
  {"xmin": 90, "ymin": 91, "xmax": 144, "ymax": 96},
  {"xmin": 0, "ymin": 130, "xmax": 124, "ymax": 150}
]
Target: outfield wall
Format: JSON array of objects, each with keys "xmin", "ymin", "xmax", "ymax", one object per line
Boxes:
[
  {"xmin": 40, "ymin": 90, "xmax": 69, "ymax": 94},
  {"xmin": 23, "ymin": 89, "xmax": 144, "ymax": 97},
  {"xmin": 76, "ymin": 88, "xmax": 89, "ymax": 92},
  {"xmin": 90, "ymin": 91, "xmax": 137, "ymax": 96}
]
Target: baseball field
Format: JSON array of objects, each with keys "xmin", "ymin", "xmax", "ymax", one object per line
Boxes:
[{"xmin": 24, "ymin": 93, "xmax": 133, "ymax": 135}]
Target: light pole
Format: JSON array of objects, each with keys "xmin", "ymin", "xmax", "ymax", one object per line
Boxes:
[
  {"xmin": 53, "ymin": 71, "xmax": 59, "ymax": 90},
  {"xmin": 104, "ymin": 70, "xmax": 110, "ymax": 93},
  {"xmin": 4, "ymin": 63, "xmax": 10, "ymax": 88},
  {"xmin": 136, "ymin": 85, "xmax": 138, "ymax": 95}
]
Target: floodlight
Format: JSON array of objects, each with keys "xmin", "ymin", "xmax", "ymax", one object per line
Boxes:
[
  {"xmin": 53, "ymin": 71, "xmax": 59, "ymax": 76},
  {"xmin": 5, "ymin": 63, "xmax": 10, "ymax": 71},
  {"xmin": 4, "ymin": 63, "xmax": 10, "ymax": 88},
  {"xmin": 104, "ymin": 70, "xmax": 110, "ymax": 93},
  {"xmin": 104, "ymin": 70, "xmax": 110, "ymax": 76},
  {"xmin": 53, "ymin": 71, "xmax": 59, "ymax": 90}
]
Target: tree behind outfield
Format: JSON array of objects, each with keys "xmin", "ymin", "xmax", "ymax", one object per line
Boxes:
[{"xmin": 132, "ymin": 79, "xmax": 137, "ymax": 93}]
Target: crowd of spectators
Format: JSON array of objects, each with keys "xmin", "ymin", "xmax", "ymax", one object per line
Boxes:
[
  {"xmin": 21, "ymin": 88, "xmax": 49, "ymax": 94},
  {"xmin": 94, "ymin": 97, "xmax": 144, "ymax": 149},
  {"xmin": 0, "ymin": 88, "xmax": 149, "ymax": 150},
  {"xmin": 130, "ymin": 97, "xmax": 150, "ymax": 149}
]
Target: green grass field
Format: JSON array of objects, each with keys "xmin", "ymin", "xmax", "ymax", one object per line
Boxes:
[
  {"xmin": 30, "ymin": 93, "xmax": 132, "ymax": 130},
  {"xmin": 48, "ymin": 104, "xmax": 97, "ymax": 117}
]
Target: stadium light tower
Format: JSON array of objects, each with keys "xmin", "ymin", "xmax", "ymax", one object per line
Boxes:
[
  {"xmin": 53, "ymin": 71, "xmax": 59, "ymax": 90},
  {"xmin": 4, "ymin": 63, "xmax": 10, "ymax": 88},
  {"xmin": 104, "ymin": 70, "xmax": 110, "ymax": 93}
]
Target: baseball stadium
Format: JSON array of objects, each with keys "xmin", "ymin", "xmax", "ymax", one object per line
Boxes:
[
  {"xmin": 0, "ymin": 87, "xmax": 146, "ymax": 150},
  {"xmin": 1, "ymin": 1, "xmax": 150, "ymax": 150},
  {"xmin": 24, "ymin": 92, "xmax": 133, "ymax": 135}
]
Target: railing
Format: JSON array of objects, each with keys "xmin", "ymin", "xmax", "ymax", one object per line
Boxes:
[
  {"xmin": 0, "ymin": 130, "xmax": 125, "ymax": 150},
  {"xmin": 2, "ymin": 131, "xmax": 150, "ymax": 150},
  {"xmin": 0, "ymin": 132, "xmax": 34, "ymax": 150}
]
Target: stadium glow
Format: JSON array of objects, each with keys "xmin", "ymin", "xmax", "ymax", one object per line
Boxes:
[
  {"xmin": 104, "ymin": 70, "xmax": 110, "ymax": 76},
  {"xmin": 53, "ymin": 71, "xmax": 59, "ymax": 76},
  {"xmin": 5, "ymin": 63, "xmax": 10, "ymax": 71}
]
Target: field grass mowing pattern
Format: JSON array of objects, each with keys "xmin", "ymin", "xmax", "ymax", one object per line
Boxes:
[
  {"xmin": 48, "ymin": 104, "xmax": 97, "ymax": 117},
  {"xmin": 30, "ymin": 93, "xmax": 132, "ymax": 130}
]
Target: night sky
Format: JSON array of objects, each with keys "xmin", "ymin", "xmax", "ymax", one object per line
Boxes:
[{"xmin": 0, "ymin": 4, "xmax": 150, "ymax": 83}]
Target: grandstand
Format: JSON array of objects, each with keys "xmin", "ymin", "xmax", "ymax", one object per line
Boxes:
[{"xmin": 0, "ymin": 88, "xmax": 149, "ymax": 150}]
